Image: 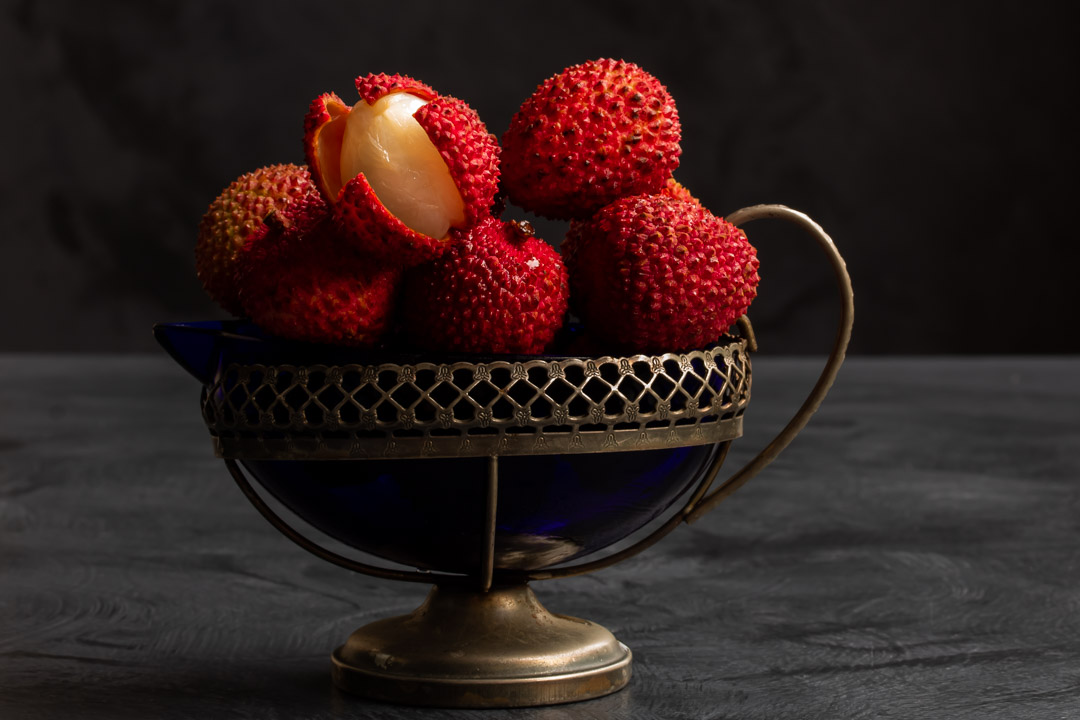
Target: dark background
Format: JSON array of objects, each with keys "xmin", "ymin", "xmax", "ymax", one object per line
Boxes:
[{"xmin": 2, "ymin": 0, "xmax": 1077, "ymax": 354}]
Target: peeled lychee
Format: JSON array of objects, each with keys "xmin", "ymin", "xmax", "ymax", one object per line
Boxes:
[
  {"xmin": 501, "ymin": 58, "xmax": 681, "ymax": 220},
  {"xmin": 402, "ymin": 217, "xmax": 569, "ymax": 354},
  {"xmin": 564, "ymin": 194, "xmax": 759, "ymax": 353},
  {"xmin": 195, "ymin": 164, "xmax": 325, "ymax": 316},
  {"xmin": 235, "ymin": 215, "xmax": 400, "ymax": 348},
  {"xmin": 304, "ymin": 73, "xmax": 500, "ymax": 267}
]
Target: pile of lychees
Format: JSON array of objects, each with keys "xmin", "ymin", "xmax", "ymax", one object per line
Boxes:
[{"xmin": 195, "ymin": 59, "xmax": 760, "ymax": 355}]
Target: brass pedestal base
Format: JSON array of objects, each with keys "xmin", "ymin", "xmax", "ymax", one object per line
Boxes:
[{"xmin": 331, "ymin": 584, "xmax": 632, "ymax": 708}]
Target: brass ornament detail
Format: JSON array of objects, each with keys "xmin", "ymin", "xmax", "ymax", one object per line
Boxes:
[{"xmin": 203, "ymin": 338, "xmax": 751, "ymax": 459}]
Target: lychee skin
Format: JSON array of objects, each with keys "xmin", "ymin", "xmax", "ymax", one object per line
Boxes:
[
  {"xmin": 235, "ymin": 216, "xmax": 400, "ymax": 348},
  {"xmin": 304, "ymin": 92, "xmax": 351, "ymax": 202},
  {"xmin": 501, "ymin": 58, "xmax": 681, "ymax": 220},
  {"xmin": 354, "ymin": 72, "xmax": 436, "ymax": 104},
  {"xmin": 565, "ymin": 194, "xmax": 759, "ymax": 353},
  {"xmin": 662, "ymin": 176, "xmax": 701, "ymax": 206},
  {"xmin": 195, "ymin": 164, "xmax": 325, "ymax": 316},
  {"xmin": 303, "ymin": 73, "xmax": 501, "ymax": 268},
  {"xmin": 563, "ymin": 178, "xmax": 699, "ymax": 275},
  {"xmin": 402, "ymin": 217, "xmax": 569, "ymax": 354}
]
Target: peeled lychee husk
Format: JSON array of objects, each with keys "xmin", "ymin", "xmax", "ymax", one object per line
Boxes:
[
  {"xmin": 564, "ymin": 194, "xmax": 759, "ymax": 353},
  {"xmin": 235, "ymin": 214, "xmax": 401, "ymax": 348},
  {"xmin": 304, "ymin": 73, "xmax": 501, "ymax": 268},
  {"xmin": 501, "ymin": 58, "xmax": 682, "ymax": 220},
  {"xmin": 195, "ymin": 164, "xmax": 325, "ymax": 316},
  {"xmin": 402, "ymin": 217, "xmax": 569, "ymax": 354}
]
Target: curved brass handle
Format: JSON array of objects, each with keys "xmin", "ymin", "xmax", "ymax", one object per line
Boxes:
[{"xmin": 684, "ymin": 204, "xmax": 854, "ymax": 524}]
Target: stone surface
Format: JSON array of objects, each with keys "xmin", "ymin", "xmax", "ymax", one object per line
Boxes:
[{"xmin": 1, "ymin": 355, "xmax": 1078, "ymax": 719}]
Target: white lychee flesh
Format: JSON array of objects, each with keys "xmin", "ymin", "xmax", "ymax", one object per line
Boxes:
[{"xmin": 339, "ymin": 92, "xmax": 465, "ymax": 239}]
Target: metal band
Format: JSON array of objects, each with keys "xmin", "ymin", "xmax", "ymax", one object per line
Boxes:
[
  {"xmin": 203, "ymin": 338, "xmax": 751, "ymax": 460},
  {"xmin": 211, "ymin": 417, "xmax": 743, "ymax": 460}
]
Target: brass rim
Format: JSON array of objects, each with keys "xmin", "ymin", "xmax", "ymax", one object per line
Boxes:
[{"xmin": 204, "ymin": 338, "xmax": 751, "ymax": 460}]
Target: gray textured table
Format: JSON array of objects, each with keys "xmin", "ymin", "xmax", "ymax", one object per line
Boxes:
[{"xmin": 2, "ymin": 355, "xmax": 1078, "ymax": 719}]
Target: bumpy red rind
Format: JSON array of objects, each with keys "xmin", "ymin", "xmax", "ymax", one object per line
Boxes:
[
  {"xmin": 565, "ymin": 194, "xmax": 759, "ymax": 353},
  {"xmin": 195, "ymin": 164, "xmax": 325, "ymax": 316},
  {"xmin": 402, "ymin": 217, "xmax": 569, "ymax": 354},
  {"xmin": 565, "ymin": 177, "xmax": 701, "ymax": 268},
  {"xmin": 662, "ymin": 177, "xmax": 701, "ymax": 206},
  {"xmin": 501, "ymin": 58, "xmax": 681, "ymax": 220},
  {"xmin": 354, "ymin": 73, "xmax": 436, "ymax": 104},
  {"xmin": 235, "ymin": 216, "xmax": 401, "ymax": 347}
]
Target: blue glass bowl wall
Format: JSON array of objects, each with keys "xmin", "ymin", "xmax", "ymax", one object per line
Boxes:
[{"xmin": 155, "ymin": 321, "xmax": 730, "ymax": 574}]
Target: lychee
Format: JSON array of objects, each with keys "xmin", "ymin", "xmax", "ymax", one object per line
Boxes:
[
  {"xmin": 563, "ymin": 176, "xmax": 699, "ymax": 273},
  {"xmin": 402, "ymin": 217, "xmax": 569, "ymax": 354},
  {"xmin": 564, "ymin": 194, "xmax": 759, "ymax": 353},
  {"xmin": 501, "ymin": 58, "xmax": 681, "ymax": 220},
  {"xmin": 304, "ymin": 73, "xmax": 501, "ymax": 267},
  {"xmin": 195, "ymin": 164, "xmax": 325, "ymax": 316},
  {"xmin": 235, "ymin": 215, "xmax": 400, "ymax": 348}
]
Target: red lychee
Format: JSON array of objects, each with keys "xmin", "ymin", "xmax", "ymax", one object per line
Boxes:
[
  {"xmin": 304, "ymin": 73, "xmax": 501, "ymax": 268},
  {"xmin": 402, "ymin": 217, "xmax": 569, "ymax": 354},
  {"xmin": 563, "ymin": 176, "xmax": 700, "ymax": 273},
  {"xmin": 235, "ymin": 215, "xmax": 400, "ymax": 347},
  {"xmin": 195, "ymin": 164, "xmax": 325, "ymax": 316},
  {"xmin": 501, "ymin": 58, "xmax": 681, "ymax": 220},
  {"xmin": 564, "ymin": 194, "xmax": 759, "ymax": 353}
]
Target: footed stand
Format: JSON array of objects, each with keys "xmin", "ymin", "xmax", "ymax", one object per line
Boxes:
[{"xmin": 332, "ymin": 584, "xmax": 631, "ymax": 707}]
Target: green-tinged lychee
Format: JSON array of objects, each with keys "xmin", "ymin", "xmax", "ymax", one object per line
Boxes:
[
  {"xmin": 304, "ymin": 73, "xmax": 500, "ymax": 267},
  {"xmin": 195, "ymin": 164, "xmax": 325, "ymax": 316},
  {"xmin": 501, "ymin": 58, "xmax": 681, "ymax": 220},
  {"xmin": 564, "ymin": 194, "xmax": 759, "ymax": 353}
]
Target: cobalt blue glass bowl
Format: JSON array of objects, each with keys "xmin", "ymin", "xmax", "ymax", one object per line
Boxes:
[{"xmin": 154, "ymin": 320, "xmax": 749, "ymax": 574}]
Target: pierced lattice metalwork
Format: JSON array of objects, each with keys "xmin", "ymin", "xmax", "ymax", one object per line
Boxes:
[{"xmin": 204, "ymin": 337, "xmax": 751, "ymax": 459}]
